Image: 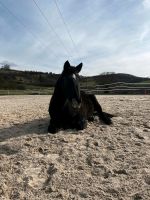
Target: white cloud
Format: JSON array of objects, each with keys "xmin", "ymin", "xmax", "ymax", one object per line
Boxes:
[
  {"xmin": 143, "ymin": 0, "xmax": 150, "ymax": 9},
  {"xmin": 82, "ymin": 51, "xmax": 150, "ymax": 77},
  {"xmin": 139, "ymin": 25, "xmax": 150, "ymax": 42}
]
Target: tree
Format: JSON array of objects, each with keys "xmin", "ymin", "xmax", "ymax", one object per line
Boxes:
[
  {"xmin": 100, "ymin": 72, "xmax": 115, "ymax": 75},
  {"xmin": 1, "ymin": 64, "xmax": 11, "ymax": 70}
]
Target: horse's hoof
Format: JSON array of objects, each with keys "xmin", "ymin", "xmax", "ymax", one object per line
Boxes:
[
  {"xmin": 99, "ymin": 114, "xmax": 112, "ymax": 125},
  {"xmin": 88, "ymin": 116, "xmax": 94, "ymax": 122},
  {"xmin": 76, "ymin": 119, "xmax": 87, "ymax": 130},
  {"xmin": 48, "ymin": 125, "xmax": 57, "ymax": 134},
  {"xmin": 104, "ymin": 117, "xmax": 112, "ymax": 125}
]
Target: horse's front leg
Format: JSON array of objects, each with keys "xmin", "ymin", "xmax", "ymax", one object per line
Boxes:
[
  {"xmin": 72, "ymin": 114, "xmax": 87, "ymax": 130},
  {"xmin": 48, "ymin": 118, "xmax": 60, "ymax": 134}
]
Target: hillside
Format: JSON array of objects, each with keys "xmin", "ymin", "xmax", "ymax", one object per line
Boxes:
[
  {"xmin": 0, "ymin": 68, "xmax": 59, "ymax": 90},
  {"xmin": 82, "ymin": 73, "xmax": 150, "ymax": 88},
  {"xmin": 0, "ymin": 67, "xmax": 149, "ymax": 91}
]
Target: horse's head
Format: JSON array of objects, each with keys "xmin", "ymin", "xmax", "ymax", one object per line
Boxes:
[{"xmin": 60, "ymin": 60, "xmax": 82, "ymax": 110}]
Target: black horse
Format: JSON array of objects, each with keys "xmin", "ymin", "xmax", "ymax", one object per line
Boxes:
[{"xmin": 48, "ymin": 61, "xmax": 113, "ymax": 133}]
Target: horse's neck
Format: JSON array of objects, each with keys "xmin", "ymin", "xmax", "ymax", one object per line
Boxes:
[{"xmin": 53, "ymin": 76, "xmax": 65, "ymax": 104}]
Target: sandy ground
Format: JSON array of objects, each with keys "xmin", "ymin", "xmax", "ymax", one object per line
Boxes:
[{"xmin": 0, "ymin": 95, "xmax": 150, "ymax": 200}]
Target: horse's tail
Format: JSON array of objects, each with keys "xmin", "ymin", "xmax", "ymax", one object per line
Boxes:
[
  {"xmin": 103, "ymin": 112, "xmax": 114, "ymax": 118},
  {"xmin": 98, "ymin": 112, "xmax": 112, "ymax": 125}
]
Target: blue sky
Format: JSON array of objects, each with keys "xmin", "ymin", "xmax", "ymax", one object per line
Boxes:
[{"xmin": 0, "ymin": 0, "xmax": 150, "ymax": 77}]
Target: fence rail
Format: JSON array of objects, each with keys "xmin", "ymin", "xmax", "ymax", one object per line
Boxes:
[
  {"xmin": 0, "ymin": 88, "xmax": 54, "ymax": 95},
  {"xmin": 0, "ymin": 82, "xmax": 150, "ymax": 95},
  {"xmin": 82, "ymin": 82, "xmax": 150, "ymax": 94}
]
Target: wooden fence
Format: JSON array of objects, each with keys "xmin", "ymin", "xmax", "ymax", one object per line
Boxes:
[
  {"xmin": 81, "ymin": 82, "xmax": 150, "ymax": 94},
  {"xmin": 1, "ymin": 82, "xmax": 150, "ymax": 95}
]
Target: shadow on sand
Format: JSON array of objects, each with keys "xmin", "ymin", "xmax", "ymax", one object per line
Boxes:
[{"xmin": 0, "ymin": 117, "xmax": 49, "ymax": 142}]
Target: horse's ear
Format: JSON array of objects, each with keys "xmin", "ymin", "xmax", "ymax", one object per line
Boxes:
[
  {"xmin": 76, "ymin": 63, "xmax": 82, "ymax": 73},
  {"xmin": 64, "ymin": 60, "xmax": 70, "ymax": 71}
]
